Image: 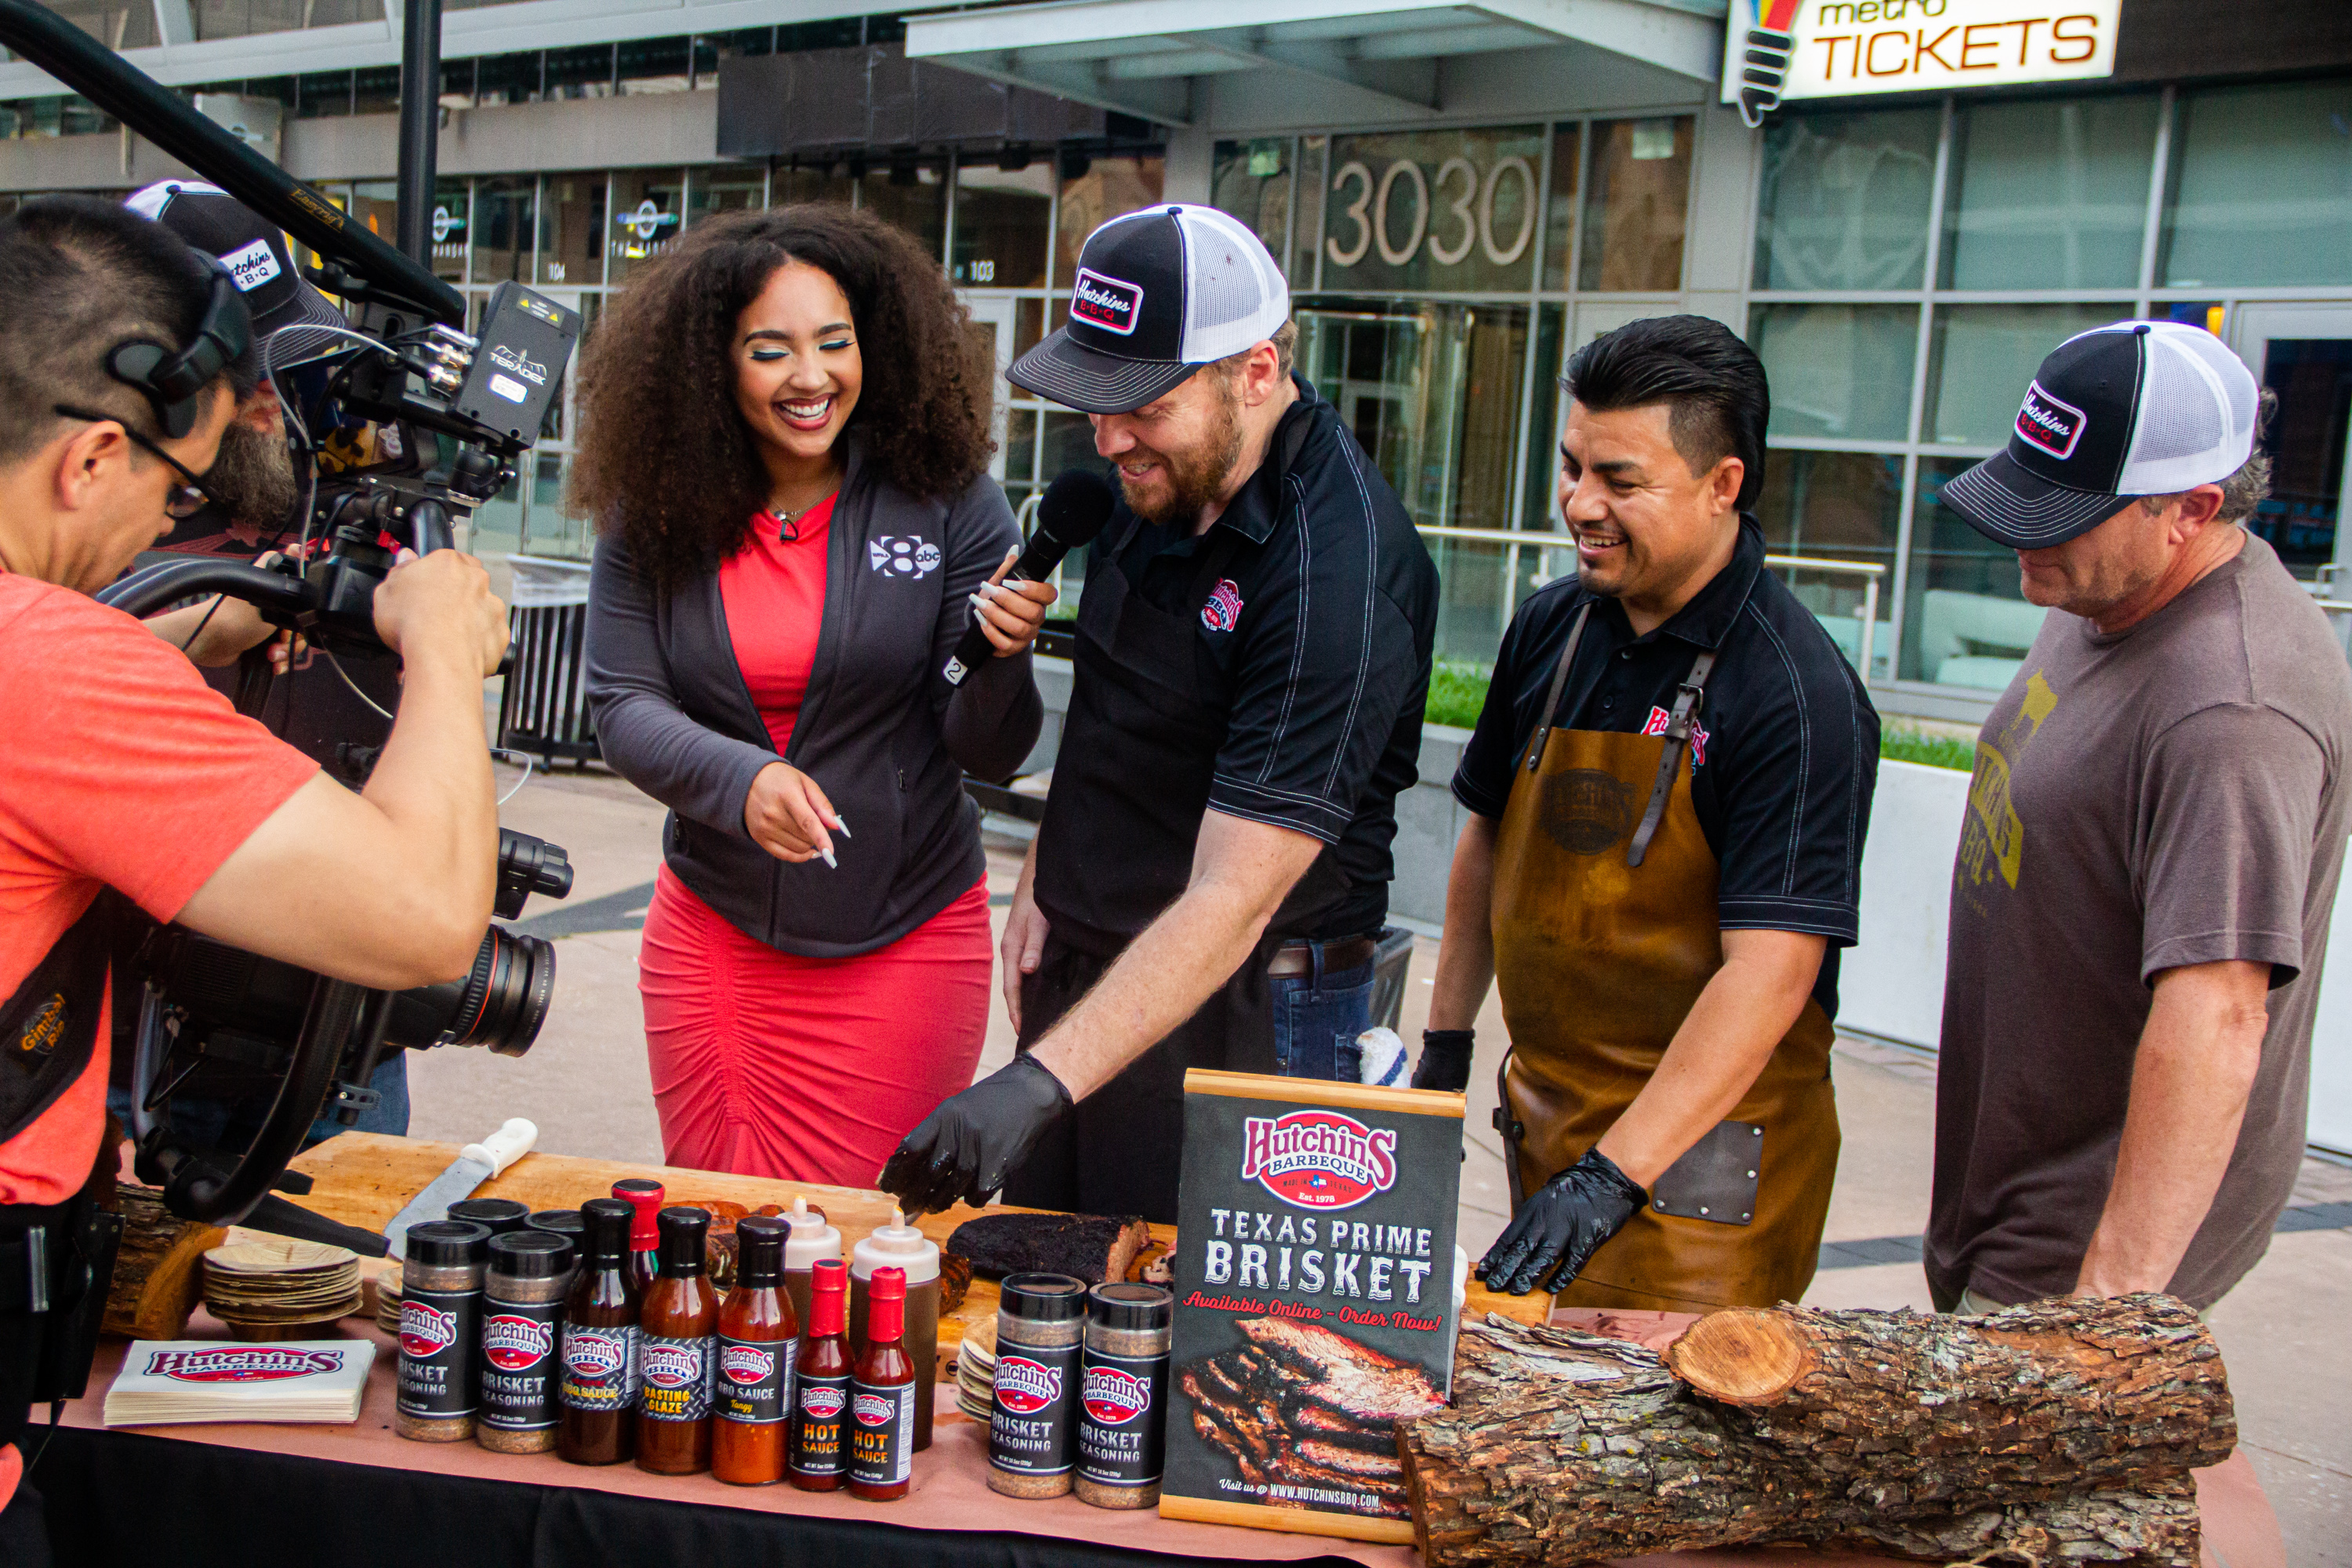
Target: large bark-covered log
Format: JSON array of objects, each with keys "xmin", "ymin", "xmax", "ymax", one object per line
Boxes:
[
  {"xmin": 1663, "ymin": 1294, "xmax": 2234, "ymax": 1508},
  {"xmin": 101, "ymin": 1186, "xmax": 226, "ymax": 1342},
  {"xmin": 1396, "ymin": 1312, "xmax": 2214, "ymax": 1567}
]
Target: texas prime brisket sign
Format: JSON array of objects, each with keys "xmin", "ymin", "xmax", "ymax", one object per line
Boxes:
[{"xmin": 1160, "ymin": 1071, "xmax": 1465, "ymax": 1542}]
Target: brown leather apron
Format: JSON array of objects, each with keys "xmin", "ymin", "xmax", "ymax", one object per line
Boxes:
[{"xmin": 1490, "ymin": 604, "xmax": 1838, "ymax": 1312}]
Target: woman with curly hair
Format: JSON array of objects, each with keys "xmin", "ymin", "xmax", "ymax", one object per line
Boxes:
[{"xmin": 579, "ymin": 205, "xmax": 1052, "ymax": 1186}]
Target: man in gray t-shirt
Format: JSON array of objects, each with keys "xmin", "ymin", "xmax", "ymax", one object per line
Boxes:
[{"xmin": 1926, "ymin": 321, "xmax": 2352, "ymax": 1312}]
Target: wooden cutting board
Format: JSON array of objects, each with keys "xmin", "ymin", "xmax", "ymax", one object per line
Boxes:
[{"xmin": 287, "ymin": 1133, "xmax": 1548, "ymax": 1367}]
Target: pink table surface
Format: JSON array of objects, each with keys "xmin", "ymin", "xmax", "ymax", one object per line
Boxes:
[{"xmin": 55, "ymin": 1308, "xmax": 2280, "ymax": 1568}]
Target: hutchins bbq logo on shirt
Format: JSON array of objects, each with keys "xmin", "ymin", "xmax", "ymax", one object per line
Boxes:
[
  {"xmin": 852, "ymin": 1391, "xmax": 897, "ymax": 1426},
  {"xmin": 2015, "ymin": 379, "xmax": 2087, "ymax": 461},
  {"xmin": 993, "ymin": 1355, "xmax": 1065, "ymax": 1414},
  {"xmin": 1081, "ymin": 1365, "xmax": 1151, "ymax": 1426},
  {"xmin": 483, "ymin": 1314, "xmax": 554, "ymax": 1371},
  {"xmin": 1070, "ymin": 269, "xmax": 1143, "ymax": 336},
  {"xmin": 145, "ymin": 1346, "xmax": 343, "ymax": 1382},
  {"xmin": 399, "ymin": 1301, "xmax": 458, "ymax": 1359},
  {"xmin": 1240, "ymin": 1109, "xmax": 1398, "ymax": 1210},
  {"xmin": 1201, "ymin": 577, "xmax": 1244, "ymax": 633},
  {"xmin": 720, "ymin": 1345, "xmax": 776, "ymax": 1386}
]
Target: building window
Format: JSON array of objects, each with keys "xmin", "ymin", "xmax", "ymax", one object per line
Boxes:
[
  {"xmin": 1317, "ymin": 126, "xmax": 1545, "ymax": 295},
  {"xmin": 953, "ymin": 156, "xmax": 1054, "ymax": 289},
  {"xmin": 1926, "ymin": 304, "xmax": 2132, "ymax": 448},
  {"xmin": 1210, "ymin": 140, "xmax": 1293, "ymax": 279},
  {"xmin": 298, "ymin": 71, "xmax": 353, "ymax": 119},
  {"xmin": 1751, "ymin": 303, "xmax": 1918, "ymax": 444},
  {"xmin": 1577, "ymin": 116, "xmax": 1691, "ymax": 292},
  {"xmin": 474, "ymin": 53, "xmax": 542, "ymax": 107},
  {"xmin": 688, "ymin": 163, "xmax": 767, "ymax": 225},
  {"xmin": 1540, "ymin": 124, "xmax": 1579, "ymax": 293},
  {"xmin": 1901, "ymin": 459, "xmax": 2048, "ymax": 689},
  {"xmin": 1941, "ymin": 93, "xmax": 2160, "ymax": 291},
  {"xmin": 859, "ymin": 161, "xmax": 947, "ymax": 256},
  {"xmin": 618, "ymin": 36, "xmax": 692, "ymax": 96},
  {"xmin": 539, "ymin": 173, "xmax": 606, "ymax": 288},
  {"xmin": 2163, "ymin": 78, "xmax": 2352, "ymax": 289},
  {"xmin": 773, "ymin": 163, "xmax": 855, "ymax": 209},
  {"xmin": 1753, "ymin": 450, "xmax": 1902, "ymax": 680},
  {"xmin": 1056, "ymin": 154, "xmax": 1164, "ymax": 289},
  {"xmin": 472, "ymin": 175, "xmax": 535, "ymax": 285},
  {"xmin": 352, "ymin": 66, "xmax": 401, "ymax": 116},
  {"xmin": 1754, "ymin": 107, "xmax": 1939, "ymax": 292},
  {"xmin": 607, "ymin": 169, "xmax": 684, "ymax": 285},
  {"xmin": 430, "ymin": 177, "xmax": 470, "ymax": 285},
  {"xmin": 544, "ymin": 44, "xmax": 616, "ymax": 101}
]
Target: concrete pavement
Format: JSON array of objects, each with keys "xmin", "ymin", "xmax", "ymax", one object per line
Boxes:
[{"xmin": 407, "ymin": 765, "xmax": 2350, "ymax": 1563}]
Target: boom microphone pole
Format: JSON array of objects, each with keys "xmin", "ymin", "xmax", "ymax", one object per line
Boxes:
[{"xmin": 395, "ymin": 0, "xmax": 443, "ymax": 267}]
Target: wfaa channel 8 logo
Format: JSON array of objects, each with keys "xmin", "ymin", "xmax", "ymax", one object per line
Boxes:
[{"xmin": 869, "ymin": 535, "xmax": 942, "ymax": 578}]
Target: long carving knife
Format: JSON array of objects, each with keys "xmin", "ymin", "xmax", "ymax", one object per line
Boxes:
[{"xmin": 383, "ymin": 1119, "xmax": 538, "ymax": 1260}]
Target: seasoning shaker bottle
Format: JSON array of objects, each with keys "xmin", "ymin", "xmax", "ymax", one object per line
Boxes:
[
  {"xmin": 635, "ymin": 1206, "xmax": 717, "ymax": 1475},
  {"xmin": 847, "ymin": 1266, "xmax": 916, "ymax": 1501},
  {"xmin": 448, "ymin": 1198, "xmax": 532, "ymax": 1236},
  {"xmin": 789, "ymin": 1258, "xmax": 852, "ymax": 1491},
  {"xmin": 1074, "ymin": 1283, "xmax": 1173, "ymax": 1509},
  {"xmin": 612, "ymin": 1179, "xmax": 665, "ymax": 1296},
  {"xmin": 711, "ymin": 1216, "xmax": 798, "ymax": 1486},
  {"xmin": 558, "ymin": 1197, "xmax": 640, "ymax": 1466},
  {"xmin": 395, "ymin": 1220, "xmax": 490, "ymax": 1443},
  {"xmin": 477, "ymin": 1230, "xmax": 572, "ymax": 1454},
  {"xmin": 849, "ymin": 1208, "xmax": 939, "ymax": 1451},
  {"xmin": 528, "ymin": 1210, "xmax": 585, "ymax": 1295},
  {"xmin": 986, "ymin": 1272, "xmax": 1087, "ymax": 1498},
  {"xmin": 779, "ymin": 1196, "xmax": 841, "ymax": 1332}
]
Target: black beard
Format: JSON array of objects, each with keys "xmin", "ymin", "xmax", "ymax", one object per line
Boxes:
[
  {"xmin": 1118, "ymin": 376, "xmax": 1246, "ymax": 528},
  {"xmin": 205, "ymin": 420, "xmax": 300, "ymax": 535}
]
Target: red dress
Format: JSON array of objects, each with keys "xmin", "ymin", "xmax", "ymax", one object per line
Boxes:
[{"xmin": 637, "ymin": 498, "xmax": 990, "ymax": 1186}]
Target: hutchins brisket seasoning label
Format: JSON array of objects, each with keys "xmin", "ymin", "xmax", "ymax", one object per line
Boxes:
[
  {"xmin": 1076, "ymin": 1348, "xmax": 1167, "ymax": 1488},
  {"xmin": 848, "ymin": 1381, "xmax": 916, "ymax": 1487},
  {"xmin": 790, "ymin": 1373, "xmax": 851, "ymax": 1478},
  {"xmin": 559, "ymin": 1323, "xmax": 639, "ymax": 1412},
  {"xmin": 397, "ymin": 1287, "xmax": 481, "ymax": 1419},
  {"xmin": 716, "ymin": 1335, "xmax": 796, "ymax": 1425},
  {"xmin": 638, "ymin": 1334, "xmax": 713, "ymax": 1423},
  {"xmin": 1160, "ymin": 1072, "xmax": 1463, "ymax": 1540},
  {"xmin": 989, "ymin": 1341, "xmax": 1080, "ymax": 1475},
  {"xmin": 479, "ymin": 1300, "xmax": 562, "ymax": 1429}
]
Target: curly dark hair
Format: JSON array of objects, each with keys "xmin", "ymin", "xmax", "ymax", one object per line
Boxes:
[{"xmin": 570, "ymin": 205, "xmax": 995, "ymax": 591}]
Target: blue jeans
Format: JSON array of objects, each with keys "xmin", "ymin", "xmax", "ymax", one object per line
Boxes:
[
  {"xmin": 107, "ymin": 1050, "xmax": 412, "ymax": 1153},
  {"xmin": 1270, "ymin": 944, "xmax": 1377, "ymax": 1083}
]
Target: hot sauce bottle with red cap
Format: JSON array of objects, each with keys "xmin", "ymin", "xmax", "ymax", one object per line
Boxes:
[
  {"xmin": 611, "ymin": 1179, "xmax": 665, "ymax": 1296},
  {"xmin": 635, "ymin": 1207, "xmax": 717, "ymax": 1475},
  {"xmin": 711, "ymin": 1216, "xmax": 798, "ymax": 1486},
  {"xmin": 848, "ymin": 1265, "xmax": 916, "ymax": 1501},
  {"xmin": 788, "ymin": 1259, "xmax": 851, "ymax": 1492}
]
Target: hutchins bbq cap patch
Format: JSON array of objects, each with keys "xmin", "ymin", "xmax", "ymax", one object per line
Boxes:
[
  {"xmin": 1241, "ymin": 1109, "xmax": 1398, "ymax": 1210},
  {"xmin": 1070, "ymin": 268, "xmax": 1143, "ymax": 336}
]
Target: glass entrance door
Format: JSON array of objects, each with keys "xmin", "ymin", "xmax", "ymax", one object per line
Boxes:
[
  {"xmin": 2229, "ymin": 303, "xmax": 2352, "ymax": 591},
  {"xmin": 963, "ymin": 293, "xmax": 1018, "ymax": 485}
]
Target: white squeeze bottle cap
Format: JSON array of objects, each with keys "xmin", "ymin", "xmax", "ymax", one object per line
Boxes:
[
  {"xmin": 851, "ymin": 1207, "xmax": 939, "ymax": 1285},
  {"xmin": 782, "ymin": 1196, "xmax": 843, "ymax": 1272}
]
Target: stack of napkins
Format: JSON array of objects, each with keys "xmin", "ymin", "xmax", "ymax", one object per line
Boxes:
[{"xmin": 103, "ymin": 1339, "xmax": 376, "ymax": 1426}]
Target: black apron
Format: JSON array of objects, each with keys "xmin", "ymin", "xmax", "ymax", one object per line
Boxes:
[{"xmin": 1008, "ymin": 465, "xmax": 1348, "ymax": 1225}]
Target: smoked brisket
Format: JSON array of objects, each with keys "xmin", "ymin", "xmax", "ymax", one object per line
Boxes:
[{"xmin": 945, "ymin": 1213, "xmax": 1150, "ymax": 1285}]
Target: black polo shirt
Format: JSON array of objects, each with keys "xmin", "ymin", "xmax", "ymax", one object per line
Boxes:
[
  {"xmin": 1451, "ymin": 516, "xmax": 1878, "ymax": 1018},
  {"xmin": 1097, "ymin": 379, "xmax": 1439, "ymax": 940}
]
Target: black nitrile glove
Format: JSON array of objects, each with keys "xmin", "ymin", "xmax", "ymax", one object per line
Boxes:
[
  {"xmin": 1475, "ymin": 1147, "xmax": 1647, "ymax": 1296},
  {"xmin": 877, "ymin": 1053, "xmax": 1073, "ymax": 1218},
  {"xmin": 1412, "ymin": 1029, "xmax": 1475, "ymax": 1091}
]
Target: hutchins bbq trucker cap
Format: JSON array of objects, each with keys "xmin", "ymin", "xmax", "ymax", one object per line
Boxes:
[
  {"xmin": 127, "ymin": 180, "xmax": 350, "ymax": 368},
  {"xmin": 1008, "ymin": 204, "xmax": 1288, "ymax": 415},
  {"xmin": 1943, "ymin": 320, "xmax": 2259, "ymax": 550}
]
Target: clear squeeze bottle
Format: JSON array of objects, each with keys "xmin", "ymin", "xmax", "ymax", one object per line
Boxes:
[
  {"xmin": 780, "ymin": 1196, "xmax": 842, "ymax": 1334},
  {"xmin": 849, "ymin": 1208, "xmax": 939, "ymax": 1451}
]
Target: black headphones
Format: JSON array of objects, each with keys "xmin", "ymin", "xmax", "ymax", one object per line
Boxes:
[{"xmin": 104, "ymin": 257, "xmax": 254, "ymax": 438}]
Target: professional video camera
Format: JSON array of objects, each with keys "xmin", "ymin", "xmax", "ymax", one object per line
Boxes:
[{"xmin": 0, "ymin": 0, "xmax": 584, "ymax": 1249}]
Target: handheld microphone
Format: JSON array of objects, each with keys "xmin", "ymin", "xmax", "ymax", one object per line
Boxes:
[{"xmin": 942, "ymin": 467, "xmax": 1117, "ymax": 686}]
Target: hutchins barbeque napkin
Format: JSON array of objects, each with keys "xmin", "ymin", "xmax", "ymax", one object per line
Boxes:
[{"xmin": 103, "ymin": 1340, "xmax": 376, "ymax": 1426}]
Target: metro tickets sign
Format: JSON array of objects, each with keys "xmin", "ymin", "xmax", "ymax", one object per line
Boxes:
[
  {"xmin": 1722, "ymin": 0, "xmax": 2119, "ymax": 122},
  {"xmin": 1163, "ymin": 1070, "xmax": 1465, "ymax": 1544}
]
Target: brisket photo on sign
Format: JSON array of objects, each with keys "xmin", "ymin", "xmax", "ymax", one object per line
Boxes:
[{"xmin": 1160, "ymin": 1073, "xmax": 1464, "ymax": 1541}]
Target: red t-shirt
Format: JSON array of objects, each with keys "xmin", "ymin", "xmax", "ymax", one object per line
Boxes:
[
  {"xmin": 0, "ymin": 574, "xmax": 315, "ymax": 1498},
  {"xmin": 717, "ymin": 499, "xmax": 833, "ymax": 753}
]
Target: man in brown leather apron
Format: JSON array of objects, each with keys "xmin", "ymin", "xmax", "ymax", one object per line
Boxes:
[
  {"xmin": 880, "ymin": 206, "xmax": 1438, "ymax": 1225},
  {"xmin": 1425, "ymin": 317, "xmax": 1880, "ymax": 1312}
]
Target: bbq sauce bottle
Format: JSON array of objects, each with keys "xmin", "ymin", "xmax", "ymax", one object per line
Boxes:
[
  {"xmin": 612, "ymin": 1179, "xmax": 666, "ymax": 1297},
  {"xmin": 558, "ymin": 1198, "xmax": 641, "ymax": 1466},
  {"xmin": 848, "ymin": 1266, "xmax": 916, "ymax": 1502},
  {"xmin": 711, "ymin": 1217, "xmax": 798, "ymax": 1486},
  {"xmin": 788, "ymin": 1259, "xmax": 851, "ymax": 1492},
  {"xmin": 635, "ymin": 1207, "xmax": 716, "ymax": 1475}
]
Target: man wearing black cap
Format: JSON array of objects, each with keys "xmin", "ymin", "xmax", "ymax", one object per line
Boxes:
[
  {"xmin": 1926, "ymin": 321, "xmax": 2352, "ymax": 1314},
  {"xmin": 880, "ymin": 205, "xmax": 1438, "ymax": 1224}
]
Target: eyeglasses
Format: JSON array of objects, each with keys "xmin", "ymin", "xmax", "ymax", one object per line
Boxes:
[{"xmin": 53, "ymin": 404, "xmax": 230, "ymax": 520}]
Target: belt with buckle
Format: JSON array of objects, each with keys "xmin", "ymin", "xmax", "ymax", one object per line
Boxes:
[{"xmin": 1265, "ymin": 935, "xmax": 1377, "ymax": 980}]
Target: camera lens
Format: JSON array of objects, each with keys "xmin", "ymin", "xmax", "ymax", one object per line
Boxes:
[{"xmin": 385, "ymin": 924, "xmax": 557, "ymax": 1058}]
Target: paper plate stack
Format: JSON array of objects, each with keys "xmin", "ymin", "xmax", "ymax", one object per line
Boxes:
[
  {"xmin": 955, "ymin": 1315, "xmax": 996, "ymax": 1422},
  {"xmin": 201, "ymin": 1240, "xmax": 362, "ymax": 1340},
  {"xmin": 370, "ymin": 1265, "xmax": 404, "ymax": 1335},
  {"xmin": 104, "ymin": 1339, "xmax": 376, "ymax": 1426}
]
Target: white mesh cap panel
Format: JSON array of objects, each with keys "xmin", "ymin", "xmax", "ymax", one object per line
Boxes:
[
  {"xmin": 1171, "ymin": 205, "xmax": 1290, "ymax": 363},
  {"xmin": 2118, "ymin": 322, "xmax": 2259, "ymax": 494}
]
